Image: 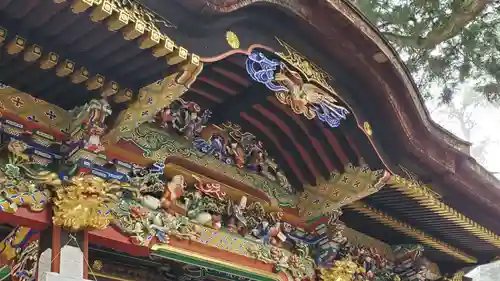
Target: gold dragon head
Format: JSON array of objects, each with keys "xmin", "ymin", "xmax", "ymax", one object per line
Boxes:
[{"xmin": 52, "ymin": 175, "xmax": 119, "ymax": 231}]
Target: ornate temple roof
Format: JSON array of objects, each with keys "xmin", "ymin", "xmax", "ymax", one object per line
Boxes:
[
  {"xmin": 140, "ymin": 0, "xmax": 500, "ymax": 262},
  {"xmin": 0, "ymin": 0, "xmax": 499, "ymax": 274}
]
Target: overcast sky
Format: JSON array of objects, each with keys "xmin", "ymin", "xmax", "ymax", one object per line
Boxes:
[{"xmin": 426, "ymin": 84, "xmax": 500, "ymax": 177}]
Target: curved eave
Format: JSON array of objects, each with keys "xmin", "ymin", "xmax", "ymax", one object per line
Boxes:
[
  {"xmin": 342, "ymin": 203, "xmax": 477, "ymax": 265},
  {"xmin": 167, "ymin": 0, "xmax": 500, "ymax": 242},
  {"xmin": 343, "ymin": 137, "xmax": 500, "ymax": 262},
  {"xmin": 362, "ymin": 186, "xmax": 500, "ymax": 259}
]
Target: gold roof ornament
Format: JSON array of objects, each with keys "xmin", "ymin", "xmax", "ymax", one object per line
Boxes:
[
  {"xmin": 298, "ymin": 162, "xmax": 390, "ymax": 219},
  {"xmin": 49, "ymin": 175, "xmax": 126, "ymax": 231},
  {"xmin": 0, "ymin": 139, "xmax": 126, "ymax": 232}
]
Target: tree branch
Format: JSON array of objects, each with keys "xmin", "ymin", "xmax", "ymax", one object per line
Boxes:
[
  {"xmin": 382, "ymin": 0, "xmax": 490, "ymax": 50},
  {"xmin": 381, "ymin": 32, "xmax": 422, "ymax": 48},
  {"xmin": 421, "ymin": 0, "xmax": 490, "ymax": 48}
]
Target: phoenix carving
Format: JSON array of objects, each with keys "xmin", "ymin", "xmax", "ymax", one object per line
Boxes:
[{"xmin": 274, "ymin": 64, "xmax": 349, "ymax": 127}]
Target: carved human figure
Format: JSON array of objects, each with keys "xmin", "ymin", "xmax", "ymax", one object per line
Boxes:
[
  {"xmin": 246, "ymin": 143, "xmax": 265, "ymax": 172},
  {"xmin": 227, "ymin": 195, "xmax": 248, "ymax": 234},
  {"xmin": 251, "ymin": 220, "xmax": 273, "ymax": 244},
  {"xmin": 209, "ymin": 135, "xmax": 227, "ymax": 159},
  {"xmin": 185, "ymin": 110, "xmax": 211, "ymax": 140},
  {"xmin": 85, "ymin": 126, "xmax": 105, "ymax": 152},
  {"xmin": 81, "ymin": 99, "xmax": 112, "ymax": 153},
  {"xmin": 104, "ymin": 62, "xmax": 203, "ymax": 145},
  {"xmin": 158, "ymin": 108, "xmax": 173, "ymax": 128},
  {"xmin": 158, "ymin": 100, "xmax": 211, "ymax": 140},
  {"xmin": 175, "ymin": 110, "xmax": 197, "ymax": 138},
  {"xmin": 227, "ymin": 141, "xmax": 245, "ymax": 169},
  {"xmin": 415, "ymin": 265, "xmax": 429, "ymax": 281},
  {"xmin": 267, "ymin": 222, "xmax": 287, "ymax": 247},
  {"xmin": 161, "ymin": 175, "xmax": 186, "ymax": 211},
  {"xmin": 185, "ymin": 189, "xmax": 222, "ymax": 230}
]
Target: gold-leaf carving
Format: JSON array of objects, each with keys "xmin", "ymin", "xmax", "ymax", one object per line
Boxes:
[{"xmin": 298, "ymin": 162, "xmax": 390, "ymax": 219}]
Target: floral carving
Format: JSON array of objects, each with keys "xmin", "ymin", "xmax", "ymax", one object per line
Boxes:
[
  {"xmin": 112, "ymin": 199, "xmax": 199, "ymax": 246},
  {"xmin": 0, "ymin": 135, "xmax": 436, "ymax": 281},
  {"xmin": 247, "ymin": 243, "xmax": 315, "ymax": 281}
]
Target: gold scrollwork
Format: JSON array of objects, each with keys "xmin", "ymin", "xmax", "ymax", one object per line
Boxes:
[
  {"xmin": 276, "ymin": 38, "xmax": 334, "ymax": 93},
  {"xmin": 111, "ymin": 0, "xmax": 175, "ymax": 33},
  {"xmin": 298, "ymin": 162, "xmax": 390, "ymax": 219}
]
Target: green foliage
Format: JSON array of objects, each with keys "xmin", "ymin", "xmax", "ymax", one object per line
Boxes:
[{"xmin": 356, "ymin": 0, "xmax": 500, "ymax": 103}]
